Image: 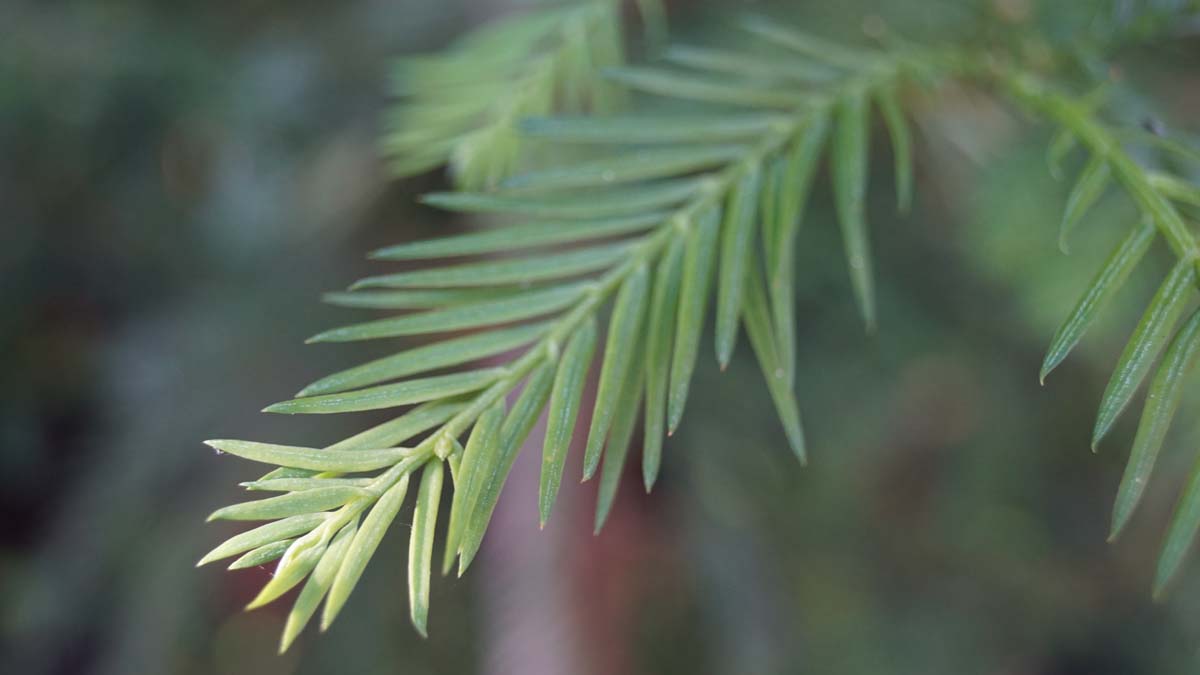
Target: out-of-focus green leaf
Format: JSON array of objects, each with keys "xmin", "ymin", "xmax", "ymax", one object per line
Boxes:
[
  {"xmin": 1148, "ymin": 172, "xmax": 1200, "ymax": 208},
  {"xmin": 832, "ymin": 87, "xmax": 876, "ymax": 330},
  {"xmin": 743, "ymin": 251, "xmax": 806, "ymax": 462},
  {"xmin": 771, "ymin": 113, "xmax": 829, "ymax": 385},
  {"xmin": 520, "ymin": 114, "xmax": 785, "ymax": 144},
  {"xmin": 668, "ymin": 206, "xmax": 721, "ymax": 433},
  {"xmin": 1047, "ymin": 129, "xmax": 1077, "ymax": 180},
  {"xmin": 372, "ymin": 213, "xmax": 665, "ymax": 260},
  {"xmin": 279, "ymin": 517, "xmax": 359, "ymax": 653},
  {"xmin": 715, "ymin": 163, "xmax": 761, "ymax": 368},
  {"xmin": 739, "ymin": 15, "xmax": 881, "ymax": 70},
  {"xmin": 604, "ymin": 66, "xmax": 811, "ymax": 108},
  {"xmin": 382, "ymin": 1, "xmax": 622, "ymax": 189},
  {"xmin": 307, "ymin": 285, "xmax": 585, "ymax": 342},
  {"xmin": 421, "ymin": 178, "xmax": 703, "ymax": 218},
  {"xmin": 264, "ymin": 368, "xmax": 505, "ymax": 415},
  {"xmin": 205, "ymin": 440, "xmax": 411, "ymax": 472},
  {"xmin": 228, "ymin": 539, "xmax": 294, "ymax": 571},
  {"xmin": 299, "ymin": 322, "xmax": 550, "ymax": 397},
  {"xmin": 448, "ymin": 446, "xmax": 463, "ymax": 485},
  {"xmin": 595, "ymin": 340, "xmax": 645, "ymax": 533},
  {"xmin": 443, "ymin": 401, "xmax": 505, "ymax": 574},
  {"xmin": 322, "ymin": 474, "xmax": 412, "ymax": 629},
  {"xmin": 1120, "ymin": 128, "xmax": 1200, "ymax": 166},
  {"xmin": 759, "ymin": 157, "xmax": 784, "ymax": 276},
  {"xmin": 558, "ymin": 12, "xmax": 594, "ymax": 112},
  {"xmin": 586, "ymin": 4, "xmax": 626, "ymax": 114},
  {"xmin": 1156, "ymin": 454, "xmax": 1200, "ymax": 598},
  {"xmin": 323, "ymin": 287, "xmax": 521, "ymax": 310},
  {"xmin": 501, "ymin": 145, "xmax": 748, "ymax": 193},
  {"xmin": 241, "ymin": 477, "xmax": 374, "ymax": 493},
  {"xmin": 583, "ymin": 264, "xmax": 651, "ymax": 480},
  {"xmin": 643, "ymin": 237, "xmax": 685, "ymax": 491},
  {"xmin": 351, "ymin": 243, "xmax": 632, "ymax": 290},
  {"xmin": 1041, "ymin": 219, "xmax": 1156, "ymax": 383},
  {"xmin": 408, "ymin": 461, "xmax": 444, "ymax": 637},
  {"xmin": 635, "ymin": 0, "xmax": 667, "ymax": 52},
  {"xmin": 248, "ymin": 523, "xmax": 340, "ymax": 610},
  {"xmin": 323, "ymin": 399, "xmax": 468, "ymax": 457},
  {"xmin": 459, "ymin": 364, "xmax": 555, "ymax": 573},
  {"xmin": 207, "ymin": 488, "xmax": 372, "ymax": 522},
  {"xmin": 663, "ymin": 44, "xmax": 836, "ymax": 82},
  {"xmin": 198, "ymin": 513, "xmax": 328, "ymax": 566},
  {"xmin": 541, "ymin": 318, "xmax": 598, "ymax": 526},
  {"xmin": 876, "ymin": 86, "xmax": 913, "ymax": 214},
  {"xmin": 255, "ymin": 467, "xmax": 318, "ymax": 482},
  {"xmin": 1093, "ymin": 258, "xmax": 1197, "ymax": 448},
  {"xmin": 1059, "ymin": 154, "xmax": 1112, "ymax": 254},
  {"xmin": 1110, "ymin": 308, "xmax": 1200, "ymax": 540},
  {"xmin": 774, "ymin": 112, "xmax": 829, "ymax": 263}
]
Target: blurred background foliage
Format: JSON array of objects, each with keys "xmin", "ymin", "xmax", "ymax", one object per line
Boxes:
[{"xmin": 3, "ymin": 0, "xmax": 1200, "ymax": 673}]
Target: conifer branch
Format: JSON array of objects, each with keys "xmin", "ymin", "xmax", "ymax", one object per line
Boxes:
[{"xmin": 199, "ymin": 1, "xmax": 1200, "ymax": 651}]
